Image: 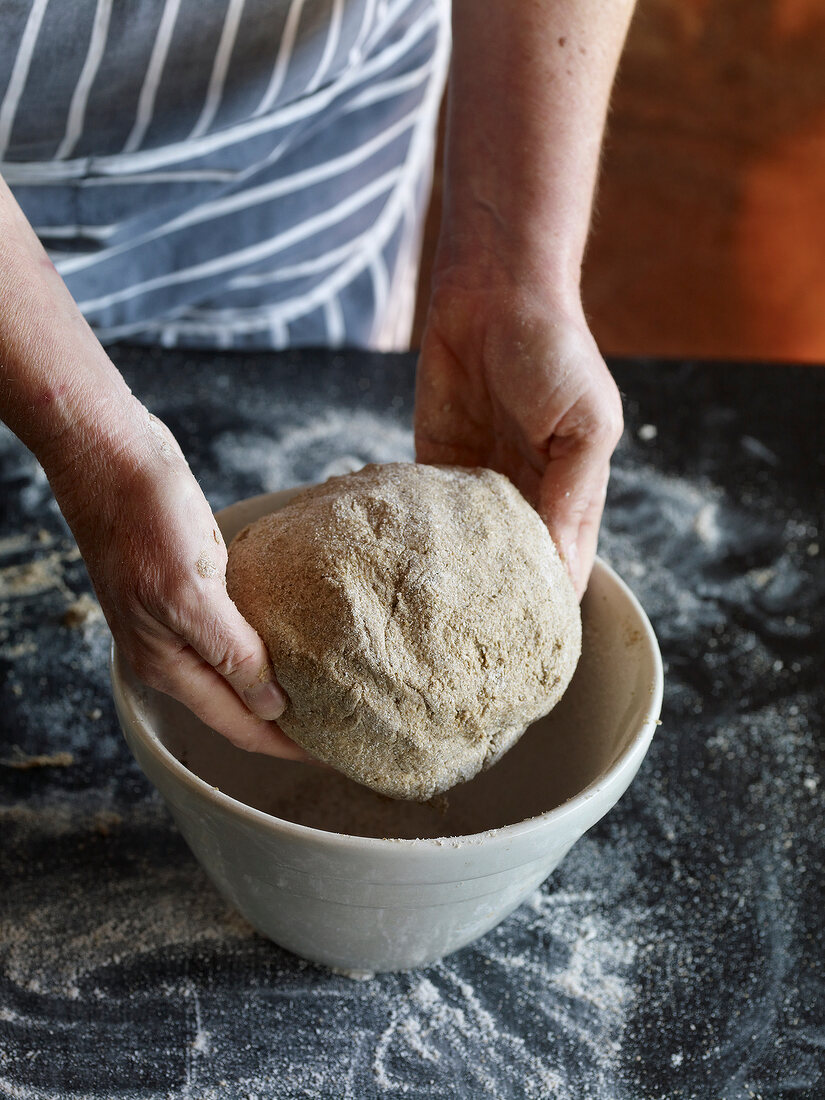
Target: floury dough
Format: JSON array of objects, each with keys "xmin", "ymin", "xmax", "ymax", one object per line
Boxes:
[{"xmin": 226, "ymin": 463, "xmax": 582, "ymax": 801}]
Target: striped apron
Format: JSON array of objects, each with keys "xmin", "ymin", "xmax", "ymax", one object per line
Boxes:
[{"xmin": 0, "ymin": 0, "xmax": 449, "ymax": 349}]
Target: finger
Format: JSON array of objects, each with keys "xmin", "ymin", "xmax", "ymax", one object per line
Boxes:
[
  {"xmin": 184, "ymin": 590, "xmax": 288, "ymax": 723},
  {"xmin": 121, "ymin": 623, "xmax": 308, "ymax": 757},
  {"xmin": 150, "ymin": 642, "xmax": 309, "ymax": 759},
  {"xmin": 538, "ymin": 444, "xmax": 612, "ymax": 599},
  {"xmin": 567, "ymin": 477, "xmax": 610, "ymax": 600}
]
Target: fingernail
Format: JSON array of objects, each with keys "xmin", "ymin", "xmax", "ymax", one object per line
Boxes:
[{"xmin": 244, "ymin": 680, "xmax": 287, "ymax": 721}]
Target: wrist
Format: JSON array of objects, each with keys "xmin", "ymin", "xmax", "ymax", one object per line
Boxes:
[
  {"xmin": 42, "ymin": 389, "xmax": 180, "ymax": 525},
  {"xmin": 428, "ymin": 251, "xmax": 584, "ymax": 328},
  {"xmin": 431, "ymin": 204, "xmax": 585, "ymax": 314},
  {"xmin": 38, "ymin": 382, "xmax": 142, "ymax": 476}
]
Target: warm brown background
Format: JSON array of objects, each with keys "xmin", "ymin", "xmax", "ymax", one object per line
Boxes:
[{"xmin": 415, "ymin": 0, "xmax": 825, "ymax": 363}]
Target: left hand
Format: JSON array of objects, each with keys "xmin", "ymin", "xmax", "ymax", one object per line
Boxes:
[{"xmin": 415, "ymin": 282, "xmax": 623, "ymax": 598}]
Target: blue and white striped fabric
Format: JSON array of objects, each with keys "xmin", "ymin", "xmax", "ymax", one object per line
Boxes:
[{"xmin": 0, "ymin": 0, "xmax": 449, "ymax": 349}]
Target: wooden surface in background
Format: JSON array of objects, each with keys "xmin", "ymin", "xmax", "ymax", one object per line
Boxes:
[{"xmin": 416, "ymin": 0, "xmax": 825, "ymax": 363}]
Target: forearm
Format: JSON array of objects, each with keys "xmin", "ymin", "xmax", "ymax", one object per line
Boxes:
[
  {"xmin": 0, "ymin": 181, "xmax": 294, "ymax": 747},
  {"xmin": 442, "ymin": 0, "xmax": 635, "ymax": 297},
  {"xmin": 0, "ymin": 174, "xmax": 146, "ymax": 484}
]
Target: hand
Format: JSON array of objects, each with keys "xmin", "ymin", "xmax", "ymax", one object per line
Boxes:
[
  {"xmin": 0, "ymin": 174, "xmax": 299, "ymax": 757},
  {"xmin": 48, "ymin": 406, "xmax": 306, "ymax": 758},
  {"xmin": 415, "ymin": 283, "xmax": 623, "ymax": 598}
]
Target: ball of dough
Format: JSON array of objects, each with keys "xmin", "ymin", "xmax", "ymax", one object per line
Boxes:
[{"xmin": 226, "ymin": 463, "xmax": 581, "ymax": 801}]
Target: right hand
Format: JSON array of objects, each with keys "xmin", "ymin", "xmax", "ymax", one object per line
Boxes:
[
  {"xmin": 416, "ymin": 282, "xmax": 623, "ymax": 599},
  {"xmin": 47, "ymin": 404, "xmax": 306, "ymax": 759}
]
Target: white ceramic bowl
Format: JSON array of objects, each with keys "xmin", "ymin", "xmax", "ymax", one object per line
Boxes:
[{"xmin": 112, "ymin": 487, "xmax": 663, "ymax": 974}]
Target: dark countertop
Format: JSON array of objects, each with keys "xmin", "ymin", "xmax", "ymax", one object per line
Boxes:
[{"xmin": 1, "ymin": 349, "xmax": 823, "ymax": 1100}]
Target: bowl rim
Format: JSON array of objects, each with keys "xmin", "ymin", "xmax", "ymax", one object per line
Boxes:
[{"xmin": 112, "ymin": 540, "xmax": 664, "ymax": 850}]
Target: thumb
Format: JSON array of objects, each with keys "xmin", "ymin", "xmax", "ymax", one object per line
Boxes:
[
  {"xmin": 538, "ymin": 444, "xmax": 612, "ymax": 600},
  {"xmin": 186, "ymin": 593, "xmax": 287, "ymax": 721}
]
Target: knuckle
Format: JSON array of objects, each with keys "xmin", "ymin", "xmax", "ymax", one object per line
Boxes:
[
  {"xmin": 567, "ymin": 492, "xmax": 597, "ymax": 525},
  {"xmin": 594, "ymin": 394, "xmax": 624, "ymax": 448},
  {"xmin": 212, "ymin": 645, "xmax": 255, "ymax": 684}
]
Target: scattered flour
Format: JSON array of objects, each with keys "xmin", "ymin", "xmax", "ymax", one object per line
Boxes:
[
  {"xmin": 62, "ymin": 593, "xmax": 104, "ymax": 629},
  {"xmin": 0, "ymin": 792, "xmax": 643, "ymax": 1099},
  {"xmin": 0, "ymin": 751, "xmax": 74, "ymax": 770},
  {"xmin": 211, "ymin": 405, "xmax": 414, "ymax": 502},
  {"xmin": 0, "ymin": 552, "xmax": 77, "ymax": 604},
  {"xmin": 0, "ymin": 801, "xmax": 252, "ymax": 1000},
  {"xmin": 2, "ymin": 385, "xmax": 822, "ymax": 1098}
]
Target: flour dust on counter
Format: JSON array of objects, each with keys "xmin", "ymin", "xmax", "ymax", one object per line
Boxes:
[
  {"xmin": 0, "ymin": 426, "xmax": 115, "ymax": 777},
  {"xmin": 0, "ymin": 797, "xmax": 644, "ymax": 1099},
  {"xmin": 602, "ymin": 370, "xmax": 825, "ymax": 1099},
  {"xmin": 211, "ymin": 404, "xmax": 415, "ymax": 507}
]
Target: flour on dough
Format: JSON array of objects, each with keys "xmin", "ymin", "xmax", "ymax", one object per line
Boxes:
[{"xmin": 226, "ymin": 463, "xmax": 581, "ymax": 801}]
